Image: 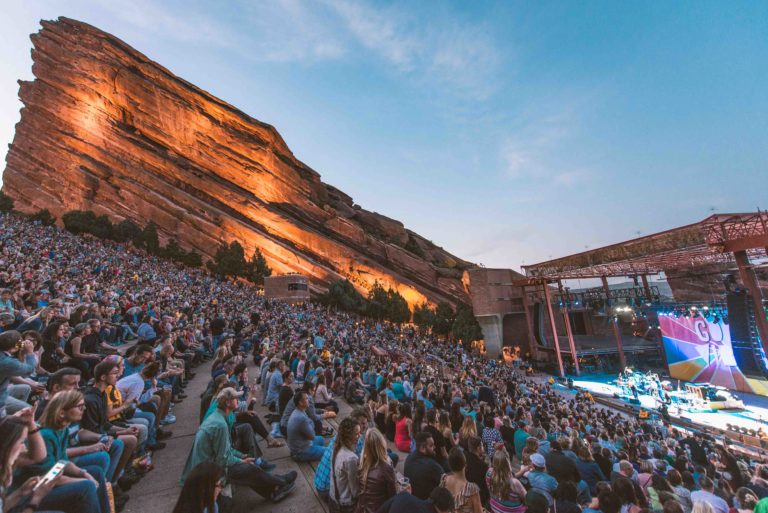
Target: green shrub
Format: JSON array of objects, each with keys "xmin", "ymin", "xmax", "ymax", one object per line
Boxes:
[{"xmin": 29, "ymin": 208, "xmax": 56, "ymax": 226}]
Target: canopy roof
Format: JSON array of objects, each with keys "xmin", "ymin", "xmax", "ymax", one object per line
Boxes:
[{"xmin": 523, "ymin": 212, "xmax": 768, "ymax": 280}]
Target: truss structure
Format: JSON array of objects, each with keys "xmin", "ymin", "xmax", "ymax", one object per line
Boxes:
[{"xmin": 523, "ymin": 213, "xmax": 768, "ymax": 280}]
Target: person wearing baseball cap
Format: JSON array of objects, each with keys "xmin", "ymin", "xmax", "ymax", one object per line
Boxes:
[
  {"xmin": 526, "ymin": 452, "xmax": 557, "ymax": 500},
  {"xmin": 182, "ymin": 384, "xmax": 297, "ymax": 503}
]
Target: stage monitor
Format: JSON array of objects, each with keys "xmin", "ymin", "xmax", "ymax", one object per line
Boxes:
[{"xmin": 659, "ymin": 315, "xmax": 754, "ymax": 393}]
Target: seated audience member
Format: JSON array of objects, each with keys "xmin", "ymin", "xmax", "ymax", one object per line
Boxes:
[
  {"xmin": 313, "ymin": 408, "xmax": 371, "ymax": 499},
  {"xmin": 21, "ymin": 390, "xmax": 114, "ymax": 512},
  {"xmin": 376, "ymin": 487, "xmax": 456, "ymax": 513},
  {"xmin": 526, "ymin": 452, "xmax": 558, "ymax": 499},
  {"xmin": 182, "ymin": 387, "xmax": 296, "ymax": 503},
  {"xmin": 287, "ymin": 390, "xmax": 327, "ymax": 462},
  {"xmin": 0, "ymin": 412, "xmax": 97, "ymax": 513},
  {"xmin": 404, "ymin": 432, "xmax": 445, "ymax": 500},
  {"xmin": 466, "ymin": 436, "xmax": 490, "ymax": 506},
  {"xmin": 328, "ymin": 417, "xmax": 361, "ymax": 512},
  {"xmin": 81, "ymin": 360, "xmax": 139, "ymax": 491},
  {"xmin": 439, "ymin": 446, "xmax": 482, "ymax": 513},
  {"xmin": 357, "ymin": 428, "xmax": 397, "ymax": 513},
  {"xmin": 486, "ymin": 449, "xmax": 527, "ymax": 513},
  {"xmin": 172, "ymin": 461, "xmax": 225, "ymax": 513},
  {"xmin": 691, "ymin": 476, "xmax": 729, "ymax": 513},
  {"xmin": 0, "ymin": 330, "xmax": 37, "ymax": 417}
]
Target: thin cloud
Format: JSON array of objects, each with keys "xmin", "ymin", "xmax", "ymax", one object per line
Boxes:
[
  {"xmin": 94, "ymin": 0, "xmax": 236, "ymax": 48},
  {"xmin": 326, "ymin": 0, "xmax": 500, "ymax": 99},
  {"xmin": 94, "ymin": 0, "xmax": 501, "ymax": 99},
  {"xmin": 499, "ymin": 107, "xmax": 594, "ymax": 188}
]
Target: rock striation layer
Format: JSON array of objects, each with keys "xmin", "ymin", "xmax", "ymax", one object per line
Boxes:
[{"xmin": 2, "ymin": 17, "xmax": 472, "ymax": 306}]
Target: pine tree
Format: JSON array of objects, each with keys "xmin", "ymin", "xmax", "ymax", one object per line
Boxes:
[{"xmin": 246, "ymin": 248, "xmax": 272, "ymax": 285}]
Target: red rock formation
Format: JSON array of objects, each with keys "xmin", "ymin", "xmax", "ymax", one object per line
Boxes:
[{"xmin": 2, "ymin": 17, "xmax": 472, "ymax": 306}]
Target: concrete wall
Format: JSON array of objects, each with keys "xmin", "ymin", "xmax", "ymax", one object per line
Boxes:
[{"xmin": 264, "ymin": 274, "xmax": 311, "ymax": 302}]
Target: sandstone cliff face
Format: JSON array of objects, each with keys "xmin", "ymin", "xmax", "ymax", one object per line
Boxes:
[{"xmin": 2, "ymin": 17, "xmax": 472, "ymax": 306}]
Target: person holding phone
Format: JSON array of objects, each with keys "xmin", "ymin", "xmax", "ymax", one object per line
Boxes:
[
  {"xmin": 18, "ymin": 390, "xmax": 110, "ymax": 512},
  {"xmin": 0, "ymin": 410, "xmax": 97, "ymax": 513}
]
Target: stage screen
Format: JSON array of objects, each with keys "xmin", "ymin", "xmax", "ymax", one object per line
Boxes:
[{"xmin": 659, "ymin": 315, "xmax": 753, "ymax": 393}]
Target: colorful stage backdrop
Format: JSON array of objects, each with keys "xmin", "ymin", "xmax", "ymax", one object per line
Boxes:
[{"xmin": 659, "ymin": 315, "xmax": 768, "ymax": 396}]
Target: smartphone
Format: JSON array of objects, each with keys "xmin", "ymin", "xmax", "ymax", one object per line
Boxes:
[{"xmin": 34, "ymin": 460, "xmax": 66, "ymax": 490}]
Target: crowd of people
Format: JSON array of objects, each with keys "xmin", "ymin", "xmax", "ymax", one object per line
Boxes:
[{"xmin": 2, "ymin": 211, "xmax": 768, "ymax": 513}]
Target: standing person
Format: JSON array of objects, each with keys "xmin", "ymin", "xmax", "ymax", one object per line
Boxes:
[
  {"xmin": 439, "ymin": 447, "xmax": 482, "ymax": 513},
  {"xmin": 172, "ymin": 462, "xmax": 225, "ymax": 513},
  {"xmin": 329, "ymin": 417, "xmax": 361, "ymax": 512},
  {"xmin": 356, "ymin": 428, "xmax": 396, "ymax": 513},
  {"xmin": 486, "ymin": 450, "xmax": 527, "ymax": 513}
]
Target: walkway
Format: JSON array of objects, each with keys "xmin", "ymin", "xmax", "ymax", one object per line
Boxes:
[{"xmin": 123, "ymin": 356, "xmax": 407, "ymax": 513}]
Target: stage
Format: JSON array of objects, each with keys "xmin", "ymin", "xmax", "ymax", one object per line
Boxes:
[{"xmin": 563, "ymin": 373, "xmax": 768, "ymax": 434}]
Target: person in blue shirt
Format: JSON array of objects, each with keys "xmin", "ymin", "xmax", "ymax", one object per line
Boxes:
[{"xmin": 122, "ymin": 345, "xmax": 153, "ymax": 377}]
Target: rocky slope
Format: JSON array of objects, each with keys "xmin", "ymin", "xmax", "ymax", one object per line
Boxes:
[{"xmin": 1, "ymin": 17, "xmax": 472, "ymax": 306}]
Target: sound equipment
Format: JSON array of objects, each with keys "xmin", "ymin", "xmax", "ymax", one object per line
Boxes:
[{"xmin": 727, "ymin": 292, "xmax": 768, "ymax": 378}]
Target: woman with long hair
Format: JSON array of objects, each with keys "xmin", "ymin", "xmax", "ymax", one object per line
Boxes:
[
  {"xmin": 667, "ymin": 469, "xmax": 692, "ymax": 513},
  {"xmin": 40, "ymin": 321, "xmax": 67, "ymax": 373},
  {"xmin": 384, "ymin": 400, "xmax": 399, "ymax": 443},
  {"xmin": 440, "ymin": 446, "xmax": 482, "ymax": 513},
  {"xmin": 1, "ymin": 412, "xmax": 100, "ymax": 513},
  {"xmin": 412, "ymin": 400, "xmax": 426, "ymax": 435},
  {"xmin": 486, "ymin": 449, "xmax": 526, "ymax": 513},
  {"xmin": 64, "ymin": 323, "xmax": 100, "ymax": 380},
  {"xmin": 0, "ymin": 416, "xmax": 58, "ymax": 513},
  {"xmin": 459, "ymin": 416, "xmax": 478, "ymax": 452},
  {"xmin": 372, "ymin": 391, "xmax": 388, "ymax": 434},
  {"xmin": 614, "ymin": 477, "xmax": 643, "ymax": 513},
  {"xmin": 329, "ymin": 417, "xmax": 361, "ymax": 512},
  {"xmin": 439, "ymin": 411, "xmax": 456, "ymax": 449},
  {"xmin": 394, "ymin": 403, "xmax": 413, "ymax": 453},
  {"xmin": 647, "ymin": 474, "xmax": 677, "ymax": 512},
  {"xmin": 172, "ymin": 462, "xmax": 225, "ymax": 513},
  {"xmin": 29, "ymin": 389, "xmax": 109, "ymax": 513},
  {"xmin": 315, "ymin": 374, "xmax": 339, "ymax": 413},
  {"xmin": 356, "ymin": 428, "xmax": 396, "ymax": 513}
]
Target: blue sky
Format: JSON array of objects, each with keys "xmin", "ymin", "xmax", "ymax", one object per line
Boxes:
[{"xmin": 1, "ymin": 1, "xmax": 766, "ymax": 271}]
